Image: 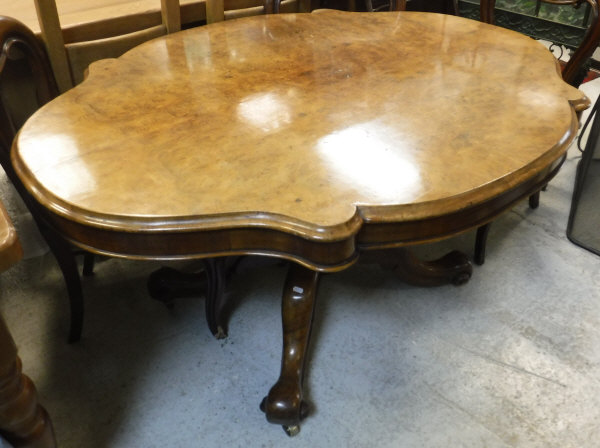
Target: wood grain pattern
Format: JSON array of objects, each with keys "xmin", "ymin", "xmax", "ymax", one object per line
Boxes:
[{"xmin": 12, "ymin": 11, "xmax": 587, "ymax": 269}]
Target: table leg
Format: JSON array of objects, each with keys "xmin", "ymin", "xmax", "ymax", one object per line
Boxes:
[
  {"xmin": 474, "ymin": 223, "xmax": 492, "ymax": 266},
  {"xmin": 147, "ymin": 260, "xmax": 228, "ymax": 339},
  {"xmin": 361, "ymin": 247, "xmax": 472, "ymax": 286},
  {"xmin": 0, "ymin": 317, "xmax": 56, "ymax": 448},
  {"xmin": 260, "ymin": 263, "xmax": 319, "ymax": 436},
  {"xmin": 203, "ymin": 258, "xmax": 228, "ymax": 339}
]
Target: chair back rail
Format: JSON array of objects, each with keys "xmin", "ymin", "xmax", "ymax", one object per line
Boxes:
[{"xmin": 33, "ymin": 0, "xmax": 181, "ymax": 91}]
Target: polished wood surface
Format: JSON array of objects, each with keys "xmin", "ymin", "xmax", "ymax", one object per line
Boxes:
[
  {"xmin": 0, "ymin": 201, "xmax": 56, "ymax": 448},
  {"xmin": 14, "ymin": 11, "xmax": 586, "ymax": 263}
]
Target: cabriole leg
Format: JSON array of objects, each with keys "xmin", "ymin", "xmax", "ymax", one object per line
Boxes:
[{"xmin": 260, "ymin": 263, "xmax": 319, "ymax": 436}]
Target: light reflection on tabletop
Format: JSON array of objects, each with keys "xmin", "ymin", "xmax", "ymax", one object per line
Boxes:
[{"xmin": 316, "ymin": 122, "xmax": 421, "ymax": 204}]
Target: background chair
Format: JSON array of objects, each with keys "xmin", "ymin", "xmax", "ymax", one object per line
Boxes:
[
  {"xmin": 0, "ymin": 15, "xmax": 88, "ymax": 342},
  {"xmin": 33, "ymin": 0, "xmax": 182, "ymax": 91},
  {"xmin": 473, "ymin": 0, "xmax": 600, "ymax": 264},
  {"xmin": 362, "ymin": 0, "xmax": 456, "ymax": 13},
  {"xmin": 205, "ymin": 0, "xmax": 310, "ymax": 23},
  {"xmin": 0, "ymin": 197, "xmax": 56, "ymax": 448}
]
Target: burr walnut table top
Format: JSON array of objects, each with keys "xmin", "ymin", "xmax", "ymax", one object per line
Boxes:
[{"xmin": 13, "ymin": 10, "xmax": 587, "ymax": 269}]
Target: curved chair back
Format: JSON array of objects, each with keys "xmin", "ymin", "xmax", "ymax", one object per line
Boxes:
[
  {"xmin": 0, "ymin": 16, "xmax": 58, "ymax": 188},
  {"xmin": 480, "ymin": 0, "xmax": 600, "ymax": 87},
  {"xmin": 205, "ymin": 0, "xmax": 310, "ymax": 24},
  {"xmin": 0, "ymin": 16, "xmax": 87, "ymax": 343}
]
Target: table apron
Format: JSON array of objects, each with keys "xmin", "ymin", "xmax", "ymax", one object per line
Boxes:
[
  {"xmin": 41, "ymin": 154, "xmax": 564, "ymax": 271},
  {"xmin": 357, "ymin": 154, "xmax": 566, "ymax": 250}
]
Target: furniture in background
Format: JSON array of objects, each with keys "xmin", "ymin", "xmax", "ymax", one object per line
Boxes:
[
  {"xmin": 0, "ymin": 16, "xmax": 89, "ymax": 342},
  {"xmin": 568, "ymin": 93, "xmax": 600, "ymax": 255},
  {"xmin": 361, "ymin": 0, "xmax": 457, "ymax": 13},
  {"xmin": 0, "ymin": 1, "xmax": 204, "ymax": 34},
  {"xmin": 33, "ymin": 0, "xmax": 182, "ymax": 91},
  {"xmin": 461, "ymin": 0, "xmax": 596, "ymax": 58},
  {"xmin": 0, "ymin": 199, "xmax": 56, "ymax": 448},
  {"xmin": 470, "ymin": 0, "xmax": 600, "ymax": 264},
  {"xmin": 205, "ymin": 0, "xmax": 309, "ymax": 23},
  {"xmin": 12, "ymin": 11, "xmax": 587, "ymax": 434}
]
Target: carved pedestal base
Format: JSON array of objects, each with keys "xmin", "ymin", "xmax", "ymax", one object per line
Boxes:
[
  {"xmin": 360, "ymin": 247, "xmax": 472, "ymax": 286},
  {"xmin": 147, "ymin": 259, "xmax": 230, "ymax": 339}
]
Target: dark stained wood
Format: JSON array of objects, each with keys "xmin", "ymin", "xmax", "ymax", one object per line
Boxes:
[
  {"xmin": 261, "ymin": 263, "xmax": 319, "ymax": 435},
  {"xmin": 474, "ymin": 222, "xmax": 491, "ymax": 266},
  {"xmin": 0, "ymin": 15, "xmax": 86, "ymax": 342},
  {"xmin": 361, "ymin": 248, "xmax": 472, "ymax": 286},
  {"xmin": 203, "ymin": 258, "xmax": 228, "ymax": 338},
  {"xmin": 147, "ymin": 266, "xmax": 207, "ymax": 308}
]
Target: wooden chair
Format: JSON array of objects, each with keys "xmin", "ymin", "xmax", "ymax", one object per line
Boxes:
[
  {"xmin": 0, "ymin": 15, "xmax": 88, "ymax": 342},
  {"xmin": 33, "ymin": 0, "xmax": 182, "ymax": 91},
  {"xmin": 205, "ymin": 0, "xmax": 309, "ymax": 23},
  {"xmin": 473, "ymin": 0, "xmax": 600, "ymax": 264}
]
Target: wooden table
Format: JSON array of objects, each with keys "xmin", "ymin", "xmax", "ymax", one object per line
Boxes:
[
  {"xmin": 11, "ymin": 10, "xmax": 587, "ymax": 434},
  {"xmin": 0, "ymin": 201, "xmax": 56, "ymax": 447}
]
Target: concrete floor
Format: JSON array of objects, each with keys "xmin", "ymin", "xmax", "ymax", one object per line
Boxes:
[{"xmin": 1, "ymin": 85, "xmax": 600, "ymax": 448}]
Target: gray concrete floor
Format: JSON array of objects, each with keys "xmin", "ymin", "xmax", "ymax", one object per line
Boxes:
[{"xmin": 1, "ymin": 84, "xmax": 600, "ymax": 448}]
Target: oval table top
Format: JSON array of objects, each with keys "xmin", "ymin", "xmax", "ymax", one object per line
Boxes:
[{"xmin": 13, "ymin": 10, "xmax": 587, "ymax": 263}]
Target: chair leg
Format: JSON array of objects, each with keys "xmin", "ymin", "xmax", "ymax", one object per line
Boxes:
[
  {"xmin": 474, "ymin": 223, "xmax": 491, "ymax": 266},
  {"xmin": 41, "ymin": 230, "xmax": 84, "ymax": 343},
  {"xmin": 82, "ymin": 253, "xmax": 95, "ymax": 277}
]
